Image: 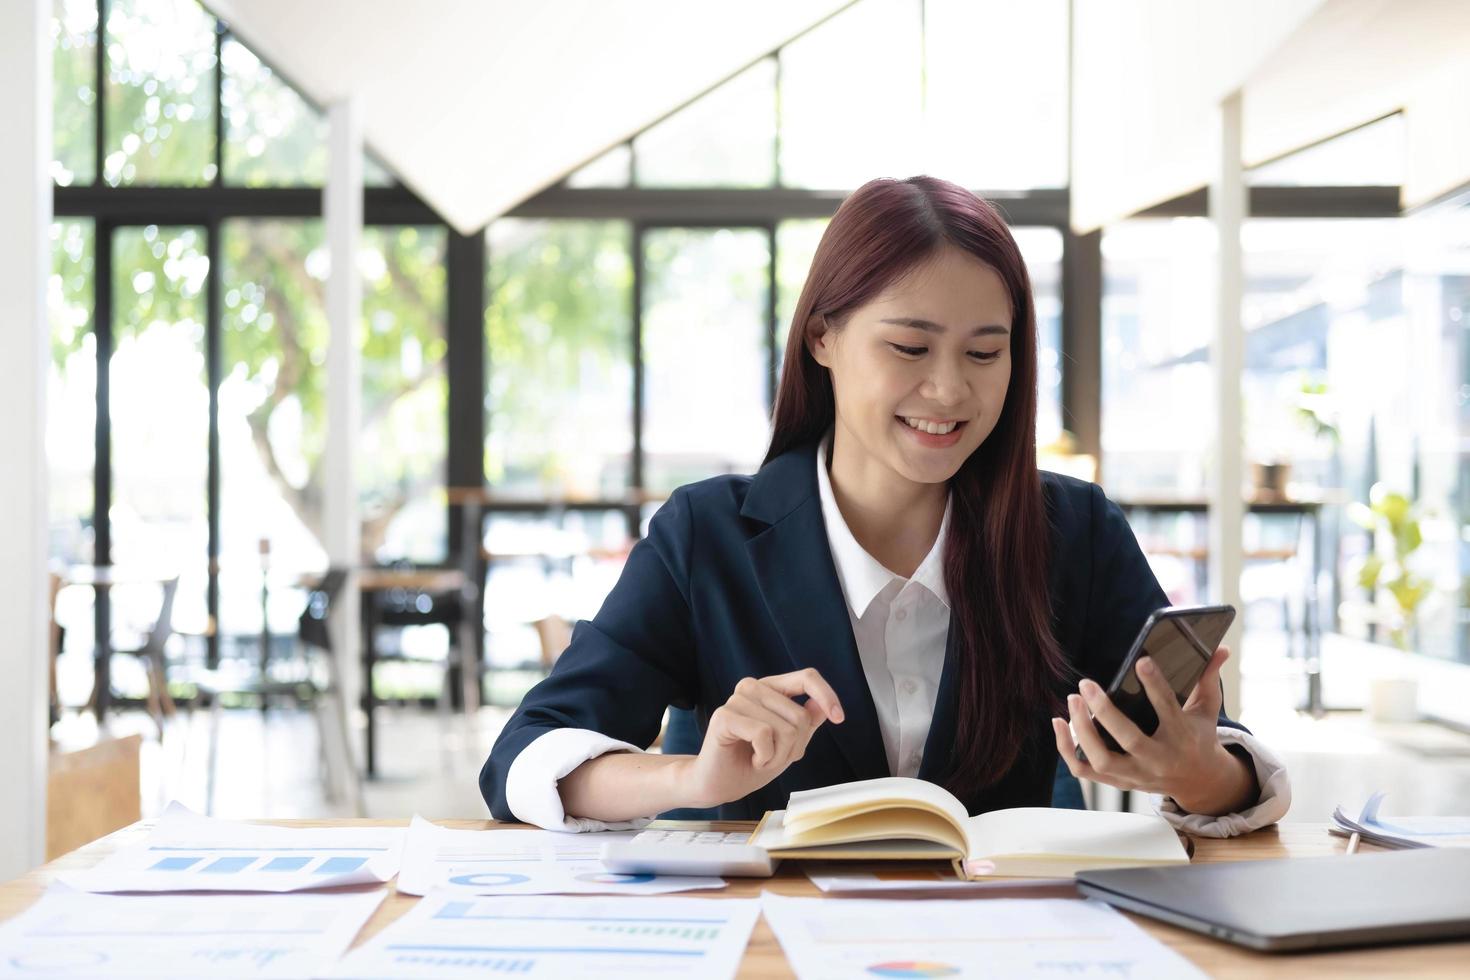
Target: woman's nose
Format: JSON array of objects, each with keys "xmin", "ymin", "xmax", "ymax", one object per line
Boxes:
[{"xmin": 921, "ymin": 360, "xmax": 970, "ymax": 406}]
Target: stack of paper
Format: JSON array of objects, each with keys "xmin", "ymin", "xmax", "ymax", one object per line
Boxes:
[
  {"xmin": 396, "ymin": 816, "xmax": 726, "ymax": 895},
  {"xmin": 760, "ymin": 892, "xmax": 1205, "ymax": 980},
  {"xmin": 0, "ymin": 885, "xmax": 382, "ymax": 979},
  {"xmin": 331, "ymin": 893, "xmax": 760, "ymax": 980},
  {"xmin": 59, "ymin": 802, "xmax": 405, "ymax": 893},
  {"xmin": 1331, "ymin": 792, "xmax": 1470, "ymax": 849}
]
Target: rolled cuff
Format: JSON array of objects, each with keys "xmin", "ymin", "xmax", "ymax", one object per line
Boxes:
[
  {"xmin": 1156, "ymin": 726, "xmax": 1292, "ymax": 838},
  {"xmin": 504, "ymin": 727, "xmax": 658, "ymax": 832}
]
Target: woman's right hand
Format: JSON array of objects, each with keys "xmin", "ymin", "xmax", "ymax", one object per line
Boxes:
[{"xmin": 680, "ymin": 668, "xmax": 845, "ymax": 809}]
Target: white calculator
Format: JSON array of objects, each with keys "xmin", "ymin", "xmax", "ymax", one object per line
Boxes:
[{"xmin": 599, "ymin": 829, "xmax": 778, "ymax": 878}]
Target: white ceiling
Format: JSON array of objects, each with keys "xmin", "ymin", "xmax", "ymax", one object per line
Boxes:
[{"xmin": 205, "ymin": 0, "xmax": 850, "ymax": 233}]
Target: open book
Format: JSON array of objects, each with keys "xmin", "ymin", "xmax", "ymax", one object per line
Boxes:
[{"xmin": 749, "ymin": 776, "xmax": 1190, "ymax": 879}]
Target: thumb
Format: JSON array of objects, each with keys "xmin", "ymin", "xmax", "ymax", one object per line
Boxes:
[{"xmin": 1185, "ymin": 645, "xmax": 1229, "ymax": 715}]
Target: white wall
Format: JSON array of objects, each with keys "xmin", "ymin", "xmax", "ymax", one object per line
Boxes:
[{"xmin": 0, "ymin": 0, "xmax": 54, "ymax": 879}]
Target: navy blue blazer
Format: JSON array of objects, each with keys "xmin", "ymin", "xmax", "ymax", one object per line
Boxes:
[{"xmin": 480, "ymin": 443, "xmax": 1248, "ymax": 821}]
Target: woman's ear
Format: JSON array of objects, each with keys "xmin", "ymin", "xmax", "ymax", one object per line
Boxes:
[{"xmin": 806, "ymin": 314, "xmax": 835, "ymax": 368}]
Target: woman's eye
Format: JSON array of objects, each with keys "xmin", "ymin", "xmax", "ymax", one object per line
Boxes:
[
  {"xmin": 888, "ymin": 343, "xmax": 926, "ymax": 357},
  {"xmin": 970, "ymin": 350, "xmax": 1003, "ymax": 363}
]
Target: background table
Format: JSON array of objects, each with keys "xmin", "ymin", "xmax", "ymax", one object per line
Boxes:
[{"xmin": 3, "ymin": 820, "xmax": 1465, "ymax": 977}]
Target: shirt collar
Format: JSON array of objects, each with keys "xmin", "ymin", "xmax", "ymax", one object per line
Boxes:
[{"xmin": 815, "ymin": 434, "xmax": 952, "ymax": 618}]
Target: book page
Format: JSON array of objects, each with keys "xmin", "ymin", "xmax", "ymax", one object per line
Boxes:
[
  {"xmin": 963, "ymin": 807, "xmax": 1187, "ymax": 863},
  {"xmin": 785, "ymin": 777, "xmax": 970, "ymax": 836},
  {"xmin": 779, "ymin": 809, "xmax": 966, "ymax": 853}
]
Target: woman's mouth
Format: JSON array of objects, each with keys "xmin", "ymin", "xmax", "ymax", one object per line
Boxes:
[{"xmin": 896, "ymin": 415, "xmax": 967, "ymax": 448}]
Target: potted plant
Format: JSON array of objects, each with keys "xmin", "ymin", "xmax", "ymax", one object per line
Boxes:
[{"xmin": 1347, "ymin": 484, "xmax": 1431, "ymax": 721}]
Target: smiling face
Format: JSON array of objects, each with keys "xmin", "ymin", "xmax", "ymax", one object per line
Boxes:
[{"xmin": 808, "ymin": 243, "xmax": 1014, "ymax": 490}]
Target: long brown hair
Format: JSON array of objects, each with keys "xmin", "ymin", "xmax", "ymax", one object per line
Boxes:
[{"xmin": 766, "ymin": 176, "xmax": 1068, "ymax": 798}]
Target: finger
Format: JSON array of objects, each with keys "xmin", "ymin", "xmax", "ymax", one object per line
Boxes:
[
  {"xmin": 1078, "ymin": 678, "xmax": 1157, "ymax": 760},
  {"xmin": 728, "ymin": 694, "xmax": 800, "ymax": 764},
  {"xmin": 1183, "ymin": 646, "xmax": 1229, "ymax": 716},
  {"xmin": 1134, "ymin": 656, "xmax": 1185, "ymax": 735},
  {"xmin": 765, "ymin": 668, "xmax": 845, "ymax": 724},
  {"xmin": 1052, "ymin": 717, "xmax": 1100, "ymax": 783},
  {"xmin": 741, "ymin": 677, "xmax": 812, "ymax": 731},
  {"xmin": 1069, "ymin": 692, "xmax": 1141, "ymax": 783},
  {"xmin": 712, "ymin": 708, "xmax": 777, "ymax": 768}
]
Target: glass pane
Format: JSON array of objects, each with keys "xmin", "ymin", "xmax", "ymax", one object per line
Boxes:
[
  {"xmin": 642, "ymin": 228, "xmax": 771, "ymax": 494},
  {"xmin": 1100, "ymin": 218, "xmax": 1217, "ymax": 497},
  {"xmin": 363, "ymin": 151, "xmax": 394, "ymax": 187},
  {"xmin": 49, "ymin": 219, "xmax": 96, "ymax": 563},
  {"xmin": 779, "ymin": 0, "xmax": 922, "ymax": 189},
  {"xmin": 566, "ymin": 144, "xmax": 631, "ymax": 188},
  {"xmin": 110, "ymin": 225, "xmax": 211, "ymax": 638},
  {"xmin": 219, "ymin": 219, "xmax": 329, "ymax": 646},
  {"xmin": 52, "ymin": 0, "xmax": 98, "ymax": 186},
  {"xmin": 103, "ymin": 0, "xmax": 217, "ymax": 186},
  {"xmin": 486, "ymin": 220, "xmax": 633, "ymax": 499},
  {"xmin": 776, "ymin": 219, "xmax": 828, "ymax": 356},
  {"xmin": 361, "ymin": 226, "xmax": 448, "ymax": 563},
  {"xmin": 221, "ymin": 36, "xmax": 326, "ymax": 186},
  {"xmin": 1248, "ymin": 114, "xmax": 1405, "ymax": 187},
  {"xmin": 633, "ymin": 58, "xmax": 777, "ymax": 187},
  {"xmin": 1014, "ymin": 228, "xmax": 1065, "ymax": 446},
  {"xmin": 924, "ymin": 0, "xmax": 1068, "ymax": 189}
]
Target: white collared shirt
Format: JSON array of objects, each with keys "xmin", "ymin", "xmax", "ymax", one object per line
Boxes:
[
  {"xmin": 503, "ymin": 442, "xmax": 1291, "ymax": 835},
  {"xmin": 814, "ymin": 434, "xmax": 951, "ymax": 780}
]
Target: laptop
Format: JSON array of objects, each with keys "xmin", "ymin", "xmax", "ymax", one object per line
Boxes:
[{"xmin": 1076, "ymin": 847, "xmax": 1470, "ymax": 952}]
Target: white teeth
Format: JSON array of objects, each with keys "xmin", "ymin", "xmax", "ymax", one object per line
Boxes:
[{"xmin": 902, "ymin": 417, "xmax": 958, "ymax": 435}]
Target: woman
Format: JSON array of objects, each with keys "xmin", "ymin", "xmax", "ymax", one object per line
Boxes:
[{"xmin": 480, "ymin": 176, "xmax": 1289, "ymax": 835}]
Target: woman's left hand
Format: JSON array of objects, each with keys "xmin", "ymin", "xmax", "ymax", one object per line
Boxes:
[{"xmin": 1051, "ymin": 645, "xmax": 1258, "ymax": 816}]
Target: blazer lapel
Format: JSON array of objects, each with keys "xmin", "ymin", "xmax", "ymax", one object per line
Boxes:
[
  {"xmin": 742, "ymin": 447, "xmax": 889, "ymax": 783},
  {"xmin": 917, "ymin": 613, "xmax": 960, "ymax": 783}
]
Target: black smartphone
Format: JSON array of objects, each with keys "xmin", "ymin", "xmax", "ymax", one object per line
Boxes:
[{"xmin": 1074, "ymin": 603, "xmax": 1236, "ymax": 763}]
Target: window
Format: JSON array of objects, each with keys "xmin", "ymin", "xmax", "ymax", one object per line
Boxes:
[
  {"xmin": 360, "ymin": 226, "xmax": 449, "ymax": 563},
  {"xmin": 641, "ymin": 228, "xmax": 773, "ymax": 494},
  {"xmin": 48, "ymin": 219, "xmax": 96, "ymax": 563},
  {"xmin": 103, "ymin": 0, "xmax": 217, "ymax": 186},
  {"xmin": 485, "ymin": 220, "xmax": 634, "ymax": 499},
  {"xmin": 632, "ymin": 59, "xmax": 777, "ymax": 188},
  {"xmin": 218, "ymin": 219, "xmax": 329, "ymax": 643},
  {"xmin": 221, "ymin": 36, "xmax": 327, "ymax": 186},
  {"xmin": 109, "ymin": 225, "xmax": 211, "ymax": 636},
  {"xmin": 52, "ymin": 0, "xmax": 98, "ymax": 186}
]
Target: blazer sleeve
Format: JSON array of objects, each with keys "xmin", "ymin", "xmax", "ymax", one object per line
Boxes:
[{"xmin": 478, "ymin": 487, "xmax": 700, "ymax": 821}]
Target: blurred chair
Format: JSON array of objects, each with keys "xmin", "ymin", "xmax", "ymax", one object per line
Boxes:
[
  {"xmin": 296, "ymin": 568, "xmax": 363, "ymax": 815},
  {"xmin": 47, "ymin": 572, "xmax": 64, "ymax": 730},
  {"xmin": 531, "ymin": 614, "xmax": 572, "ymax": 671},
  {"xmin": 109, "ymin": 576, "xmax": 179, "ymax": 738},
  {"xmin": 362, "ymin": 555, "xmax": 488, "ymax": 778}
]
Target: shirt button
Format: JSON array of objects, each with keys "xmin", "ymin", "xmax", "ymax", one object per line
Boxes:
[
  {"xmin": 902, "ymin": 679, "xmax": 917, "ymax": 695},
  {"xmin": 895, "ymin": 609, "xmax": 907, "ymax": 622},
  {"xmin": 909, "ymin": 752, "xmax": 923, "ymax": 769}
]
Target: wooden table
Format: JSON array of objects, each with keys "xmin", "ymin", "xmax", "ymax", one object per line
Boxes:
[{"xmin": 3, "ymin": 820, "xmax": 1464, "ymax": 978}]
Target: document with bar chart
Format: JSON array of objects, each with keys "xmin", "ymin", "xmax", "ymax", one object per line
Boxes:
[
  {"xmin": 396, "ymin": 816, "xmax": 726, "ymax": 896},
  {"xmin": 330, "ymin": 892, "xmax": 759, "ymax": 979},
  {"xmin": 0, "ymin": 884, "xmax": 383, "ymax": 978},
  {"xmin": 60, "ymin": 802, "xmax": 405, "ymax": 893}
]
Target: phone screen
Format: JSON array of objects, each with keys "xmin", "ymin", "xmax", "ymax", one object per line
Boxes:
[{"xmin": 1090, "ymin": 605, "xmax": 1235, "ymax": 756}]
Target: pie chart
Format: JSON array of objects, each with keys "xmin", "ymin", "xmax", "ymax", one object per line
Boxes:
[{"xmin": 865, "ymin": 962, "xmax": 961, "ymax": 978}]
